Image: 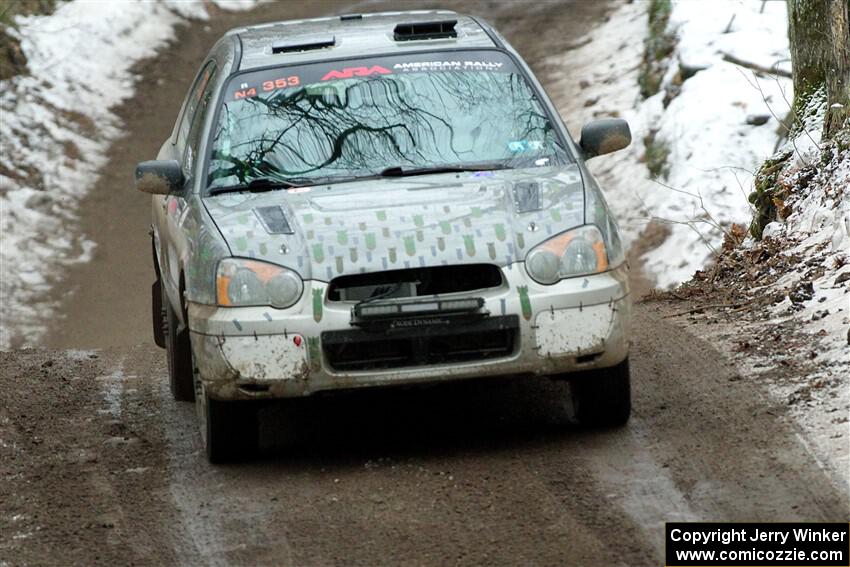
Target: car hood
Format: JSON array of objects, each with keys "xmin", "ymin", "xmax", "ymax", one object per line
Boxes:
[{"xmin": 203, "ymin": 165, "xmax": 585, "ymax": 282}]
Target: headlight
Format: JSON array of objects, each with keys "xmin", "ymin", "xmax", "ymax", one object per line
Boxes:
[
  {"xmin": 525, "ymin": 225, "xmax": 616, "ymax": 284},
  {"xmin": 216, "ymin": 258, "xmax": 303, "ymax": 308}
]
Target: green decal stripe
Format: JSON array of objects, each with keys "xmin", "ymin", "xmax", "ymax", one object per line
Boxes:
[
  {"xmin": 495, "ymin": 223, "xmax": 506, "ymax": 241},
  {"xmin": 518, "ymin": 286, "xmax": 532, "ymax": 321},
  {"xmin": 463, "ymin": 235, "xmax": 475, "ymax": 257},
  {"xmin": 404, "ymin": 236, "xmax": 416, "ymax": 256},
  {"xmin": 312, "ymin": 289, "xmax": 323, "ymax": 322}
]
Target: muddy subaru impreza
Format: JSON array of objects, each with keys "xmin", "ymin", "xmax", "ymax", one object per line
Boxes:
[{"xmin": 136, "ymin": 11, "xmax": 633, "ymax": 462}]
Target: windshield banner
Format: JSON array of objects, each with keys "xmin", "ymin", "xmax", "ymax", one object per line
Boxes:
[{"xmin": 228, "ymin": 50, "xmax": 517, "ymax": 100}]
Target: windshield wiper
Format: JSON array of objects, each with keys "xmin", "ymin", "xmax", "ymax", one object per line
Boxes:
[
  {"xmin": 208, "ymin": 177, "xmax": 301, "ymax": 196},
  {"xmin": 355, "ymin": 282, "xmax": 403, "ymax": 307},
  {"xmin": 378, "ymin": 163, "xmax": 508, "ymax": 178}
]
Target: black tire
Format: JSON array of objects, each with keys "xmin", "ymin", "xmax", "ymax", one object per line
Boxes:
[
  {"xmin": 203, "ymin": 395, "xmax": 259, "ymax": 463},
  {"xmin": 163, "ymin": 285, "xmax": 195, "ymax": 402},
  {"xmin": 152, "ymin": 279, "xmax": 166, "ymax": 349},
  {"xmin": 571, "ymin": 357, "xmax": 631, "ymax": 427}
]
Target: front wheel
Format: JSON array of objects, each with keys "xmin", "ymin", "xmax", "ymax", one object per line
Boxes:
[
  {"xmin": 570, "ymin": 357, "xmax": 631, "ymax": 427},
  {"xmin": 199, "ymin": 391, "xmax": 259, "ymax": 463}
]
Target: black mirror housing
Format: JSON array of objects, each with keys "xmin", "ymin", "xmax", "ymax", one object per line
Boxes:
[
  {"xmin": 579, "ymin": 118, "xmax": 632, "ymax": 159},
  {"xmin": 135, "ymin": 160, "xmax": 184, "ymax": 195}
]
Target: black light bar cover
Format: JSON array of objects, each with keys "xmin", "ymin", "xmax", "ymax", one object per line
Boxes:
[
  {"xmin": 272, "ymin": 35, "xmax": 335, "ymax": 54},
  {"xmin": 393, "ymin": 20, "xmax": 458, "ymax": 41}
]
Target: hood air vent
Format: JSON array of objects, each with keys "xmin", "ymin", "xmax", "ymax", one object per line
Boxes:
[
  {"xmin": 271, "ymin": 35, "xmax": 335, "ymax": 54},
  {"xmin": 254, "ymin": 206, "xmax": 293, "ymax": 234},
  {"xmin": 513, "ymin": 182, "xmax": 541, "ymax": 213},
  {"xmin": 393, "ymin": 20, "xmax": 457, "ymax": 41}
]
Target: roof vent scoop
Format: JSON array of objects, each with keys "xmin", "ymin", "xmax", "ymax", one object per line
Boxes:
[
  {"xmin": 271, "ymin": 35, "xmax": 335, "ymax": 54},
  {"xmin": 393, "ymin": 20, "xmax": 457, "ymax": 41}
]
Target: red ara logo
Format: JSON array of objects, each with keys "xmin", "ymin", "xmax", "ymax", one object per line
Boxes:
[{"xmin": 321, "ymin": 65, "xmax": 392, "ymax": 81}]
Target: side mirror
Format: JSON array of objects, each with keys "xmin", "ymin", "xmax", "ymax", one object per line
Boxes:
[
  {"xmin": 135, "ymin": 160, "xmax": 184, "ymax": 195},
  {"xmin": 578, "ymin": 118, "xmax": 632, "ymax": 159}
]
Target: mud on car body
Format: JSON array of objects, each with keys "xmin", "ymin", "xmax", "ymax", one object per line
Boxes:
[{"xmin": 136, "ymin": 11, "xmax": 634, "ymax": 463}]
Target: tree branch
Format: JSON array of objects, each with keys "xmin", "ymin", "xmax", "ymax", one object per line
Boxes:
[{"xmin": 722, "ymin": 52, "xmax": 792, "ymax": 78}]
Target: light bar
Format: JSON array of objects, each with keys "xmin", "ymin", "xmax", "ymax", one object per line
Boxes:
[
  {"xmin": 354, "ymin": 297, "xmax": 484, "ymax": 320},
  {"xmin": 359, "ymin": 304, "xmax": 397, "ymax": 317},
  {"xmin": 399, "ymin": 302, "xmax": 439, "ymax": 313}
]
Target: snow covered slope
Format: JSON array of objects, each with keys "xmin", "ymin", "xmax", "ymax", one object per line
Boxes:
[
  {"xmin": 547, "ymin": 0, "xmax": 792, "ymax": 288},
  {"xmin": 0, "ymin": 0, "xmax": 256, "ymax": 349}
]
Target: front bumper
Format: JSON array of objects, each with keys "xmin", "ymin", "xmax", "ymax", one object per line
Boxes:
[{"xmin": 189, "ymin": 263, "xmax": 631, "ymax": 400}]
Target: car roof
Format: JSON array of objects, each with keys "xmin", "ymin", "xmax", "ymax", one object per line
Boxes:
[{"xmin": 227, "ymin": 10, "xmax": 500, "ymax": 71}]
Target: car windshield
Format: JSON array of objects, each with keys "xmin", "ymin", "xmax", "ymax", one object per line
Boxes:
[{"xmin": 206, "ymin": 50, "xmax": 570, "ymax": 191}]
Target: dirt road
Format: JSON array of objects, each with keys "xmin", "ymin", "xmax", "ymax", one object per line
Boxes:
[{"xmin": 2, "ymin": 1, "xmax": 847, "ymax": 565}]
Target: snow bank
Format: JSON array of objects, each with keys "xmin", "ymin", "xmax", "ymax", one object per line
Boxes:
[
  {"xmin": 546, "ymin": 0, "xmax": 791, "ymax": 288},
  {"xmin": 547, "ymin": 2, "xmax": 847, "ymax": 489},
  {"xmin": 756, "ymin": 114, "xmax": 850, "ymax": 484},
  {"xmin": 0, "ymin": 0, "xmax": 257, "ymax": 349}
]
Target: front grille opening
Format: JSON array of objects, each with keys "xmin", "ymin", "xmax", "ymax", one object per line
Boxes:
[
  {"xmin": 327, "ymin": 337, "xmax": 414, "ymax": 370},
  {"xmin": 322, "ymin": 315, "xmax": 518, "ymax": 371},
  {"xmin": 427, "ymin": 329, "xmax": 514, "ymax": 365},
  {"xmin": 327, "ymin": 264, "xmax": 503, "ymax": 302}
]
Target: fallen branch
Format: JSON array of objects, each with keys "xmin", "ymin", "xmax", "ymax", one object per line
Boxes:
[{"xmin": 722, "ymin": 52, "xmax": 791, "ymax": 78}]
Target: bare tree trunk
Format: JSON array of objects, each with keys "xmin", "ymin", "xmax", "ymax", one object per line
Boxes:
[
  {"xmin": 824, "ymin": 0, "xmax": 850, "ymax": 137},
  {"xmin": 787, "ymin": 0, "xmax": 850, "ymax": 139}
]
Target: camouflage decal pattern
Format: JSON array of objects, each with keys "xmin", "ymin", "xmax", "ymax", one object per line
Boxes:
[{"xmin": 204, "ymin": 167, "xmax": 584, "ymax": 282}]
